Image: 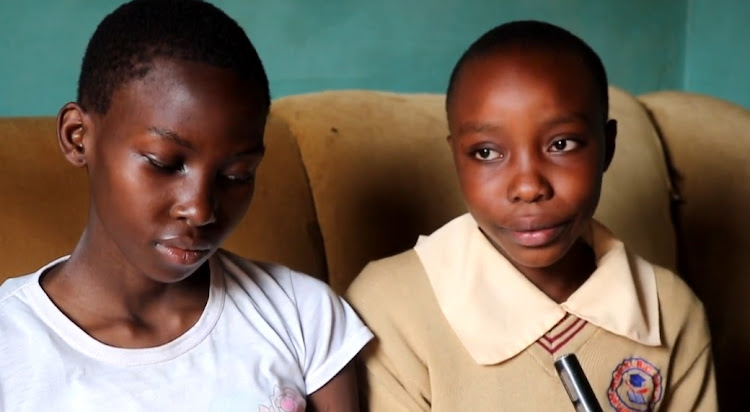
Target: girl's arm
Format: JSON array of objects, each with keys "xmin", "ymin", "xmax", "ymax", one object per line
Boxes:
[{"xmin": 307, "ymin": 361, "xmax": 359, "ymax": 412}]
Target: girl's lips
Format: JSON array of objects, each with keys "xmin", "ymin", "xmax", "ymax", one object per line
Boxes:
[
  {"xmin": 508, "ymin": 223, "xmax": 567, "ymax": 247},
  {"xmin": 155, "ymin": 243, "xmax": 210, "ymax": 266}
]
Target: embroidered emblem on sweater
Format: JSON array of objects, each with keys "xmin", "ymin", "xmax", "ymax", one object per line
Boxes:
[
  {"xmin": 259, "ymin": 386, "xmax": 305, "ymax": 412},
  {"xmin": 607, "ymin": 358, "xmax": 663, "ymax": 411}
]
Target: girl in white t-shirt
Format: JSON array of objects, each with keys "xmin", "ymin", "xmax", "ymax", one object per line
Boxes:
[{"xmin": 0, "ymin": 1, "xmax": 371, "ymax": 411}]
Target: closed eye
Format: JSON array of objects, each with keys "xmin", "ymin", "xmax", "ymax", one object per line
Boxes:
[
  {"xmin": 548, "ymin": 138, "xmax": 581, "ymax": 153},
  {"xmin": 473, "ymin": 148, "xmax": 502, "ymax": 161},
  {"xmin": 222, "ymin": 173, "xmax": 255, "ymax": 184},
  {"xmin": 221, "ymin": 160, "xmax": 261, "ymax": 185},
  {"xmin": 145, "ymin": 155, "xmax": 183, "ymax": 172}
]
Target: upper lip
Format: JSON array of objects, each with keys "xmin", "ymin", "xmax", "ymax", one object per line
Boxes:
[{"xmin": 157, "ymin": 236, "xmax": 213, "ymax": 251}]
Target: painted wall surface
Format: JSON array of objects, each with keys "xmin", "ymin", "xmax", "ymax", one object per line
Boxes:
[
  {"xmin": 1, "ymin": 0, "xmax": 687, "ymax": 116},
  {"xmin": 684, "ymin": 0, "xmax": 750, "ymax": 108}
]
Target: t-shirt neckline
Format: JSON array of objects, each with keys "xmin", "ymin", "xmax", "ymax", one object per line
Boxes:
[{"xmin": 27, "ymin": 254, "xmax": 226, "ymax": 366}]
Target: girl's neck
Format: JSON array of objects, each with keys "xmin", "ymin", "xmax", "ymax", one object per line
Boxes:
[
  {"xmin": 39, "ymin": 238, "xmax": 211, "ymax": 348},
  {"xmin": 517, "ymin": 240, "xmax": 597, "ymax": 303}
]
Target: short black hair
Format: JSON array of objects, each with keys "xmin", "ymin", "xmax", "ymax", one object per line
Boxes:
[
  {"xmin": 77, "ymin": 0, "xmax": 270, "ymax": 115},
  {"xmin": 446, "ymin": 20, "xmax": 609, "ymax": 119}
]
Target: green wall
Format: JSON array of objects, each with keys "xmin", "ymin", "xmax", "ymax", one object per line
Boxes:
[
  {"xmin": 1, "ymin": 0, "xmax": 737, "ymax": 116},
  {"xmin": 684, "ymin": 0, "xmax": 750, "ymax": 108}
]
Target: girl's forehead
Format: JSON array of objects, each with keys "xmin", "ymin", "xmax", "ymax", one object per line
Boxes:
[
  {"xmin": 110, "ymin": 59, "xmax": 264, "ymax": 119},
  {"xmin": 448, "ymin": 52, "xmax": 603, "ymax": 128},
  {"xmin": 451, "ymin": 49, "xmax": 604, "ymax": 114},
  {"xmin": 92, "ymin": 59, "xmax": 266, "ymax": 151}
]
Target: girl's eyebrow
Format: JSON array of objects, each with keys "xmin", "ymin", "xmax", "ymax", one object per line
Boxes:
[
  {"xmin": 148, "ymin": 126, "xmax": 265, "ymax": 157},
  {"xmin": 457, "ymin": 122, "xmax": 503, "ymax": 135},
  {"xmin": 459, "ymin": 113, "xmax": 590, "ymax": 133},
  {"xmin": 540, "ymin": 113, "xmax": 590, "ymax": 129},
  {"xmin": 236, "ymin": 145, "xmax": 266, "ymax": 157},
  {"xmin": 148, "ymin": 127, "xmax": 195, "ymax": 151}
]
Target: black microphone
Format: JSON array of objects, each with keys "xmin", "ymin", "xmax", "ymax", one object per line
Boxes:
[{"xmin": 554, "ymin": 353, "xmax": 603, "ymax": 412}]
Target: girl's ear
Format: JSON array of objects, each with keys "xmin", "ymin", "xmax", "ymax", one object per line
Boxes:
[
  {"xmin": 603, "ymin": 119, "xmax": 617, "ymax": 172},
  {"xmin": 57, "ymin": 102, "xmax": 90, "ymax": 167}
]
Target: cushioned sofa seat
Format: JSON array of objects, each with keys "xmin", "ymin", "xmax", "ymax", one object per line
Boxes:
[{"xmin": 1, "ymin": 88, "xmax": 748, "ymax": 409}]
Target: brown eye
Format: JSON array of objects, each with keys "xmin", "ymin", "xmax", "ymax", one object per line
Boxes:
[
  {"xmin": 473, "ymin": 148, "xmax": 501, "ymax": 161},
  {"xmin": 549, "ymin": 139, "xmax": 580, "ymax": 153}
]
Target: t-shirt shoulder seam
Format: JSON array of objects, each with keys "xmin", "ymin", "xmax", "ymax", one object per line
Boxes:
[
  {"xmin": 304, "ymin": 324, "xmax": 373, "ymax": 394},
  {"xmin": 0, "ymin": 276, "xmax": 35, "ymax": 305}
]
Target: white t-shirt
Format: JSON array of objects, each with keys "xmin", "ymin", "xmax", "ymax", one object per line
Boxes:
[{"xmin": 0, "ymin": 250, "xmax": 372, "ymax": 411}]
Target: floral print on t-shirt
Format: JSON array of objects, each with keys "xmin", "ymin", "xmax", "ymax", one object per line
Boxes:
[{"xmin": 259, "ymin": 386, "xmax": 305, "ymax": 412}]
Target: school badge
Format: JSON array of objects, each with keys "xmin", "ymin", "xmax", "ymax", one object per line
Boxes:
[{"xmin": 607, "ymin": 357, "xmax": 663, "ymax": 411}]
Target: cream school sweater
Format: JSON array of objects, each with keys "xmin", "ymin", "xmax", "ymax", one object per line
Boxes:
[{"xmin": 346, "ymin": 214, "xmax": 716, "ymax": 411}]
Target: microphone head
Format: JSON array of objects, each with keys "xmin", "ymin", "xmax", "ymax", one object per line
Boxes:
[{"xmin": 554, "ymin": 353, "xmax": 603, "ymax": 412}]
